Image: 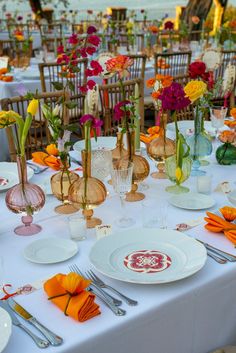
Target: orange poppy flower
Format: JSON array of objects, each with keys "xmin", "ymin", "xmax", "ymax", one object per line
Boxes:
[
  {"xmin": 146, "ymin": 77, "xmax": 156, "ymax": 88},
  {"xmin": 151, "ymin": 91, "xmax": 161, "ymax": 100},
  {"xmin": 45, "ymin": 155, "xmax": 61, "ymax": 171},
  {"xmin": 46, "ymin": 144, "xmax": 59, "ymax": 156},
  {"xmin": 32, "ymin": 152, "xmax": 48, "ymax": 166},
  {"xmin": 0, "ymin": 68, "xmax": 8, "ymax": 75}
]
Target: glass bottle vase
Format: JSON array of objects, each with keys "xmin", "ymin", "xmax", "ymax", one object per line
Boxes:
[
  {"xmin": 165, "ymin": 155, "xmax": 192, "ymax": 194},
  {"xmin": 5, "ymin": 156, "xmax": 45, "ymax": 236}
]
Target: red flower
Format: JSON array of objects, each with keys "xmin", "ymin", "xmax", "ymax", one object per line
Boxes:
[
  {"xmin": 87, "ymin": 25, "xmax": 97, "ymax": 34},
  {"xmin": 68, "ymin": 34, "xmax": 78, "ymax": 45},
  {"xmin": 164, "ymin": 21, "xmax": 174, "ymax": 30},
  {"xmin": 87, "ymin": 35, "xmax": 101, "ymax": 47},
  {"xmin": 57, "ymin": 45, "xmax": 64, "ymax": 54},
  {"xmin": 80, "ymin": 85, "xmax": 88, "ymax": 93},
  {"xmin": 87, "ymin": 80, "xmax": 96, "ymax": 90},
  {"xmin": 90, "ymin": 60, "xmax": 103, "ymax": 75},
  {"xmin": 189, "ymin": 61, "xmax": 206, "ymax": 79},
  {"xmin": 86, "ymin": 46, "xmax": 96, "ymax": 55},
  {"xmin": 79, "ymin": 48, "xmax": 87, "ymax": 58},
  {"xmin": 114, "ymin": 100, "xmax": 131, "ymax": 121},
  {"xmin": 57, "ymin": 54, "xmax": 70, "ymax": 64}
]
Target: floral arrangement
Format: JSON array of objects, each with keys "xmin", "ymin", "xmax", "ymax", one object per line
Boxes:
[
  {"xmin": 148, "ymin": 25, "xmax": 159, "ymax": 34},
  {"xmin": 225, "ymin": 107, "xmax": 236, "ymax": 129},
  {"xmin": 218, "ymin": 130, "xmax": 236, "ymax": 144},
  {"xmin": 192, "ymin": 16, "xmax": 200, "ymax": 25},
  {"xmin": 164, "ymin": 20, "xmax": 174, "ymax": 31}
]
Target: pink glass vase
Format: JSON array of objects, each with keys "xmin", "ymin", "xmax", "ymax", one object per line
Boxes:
[{"xmin": 5, "ymin": 156, "xmax": 45, "ymax": 236}]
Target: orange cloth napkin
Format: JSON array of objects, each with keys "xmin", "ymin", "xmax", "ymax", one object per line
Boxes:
[
  {"xmin": 204, "ymin": 211, "xmax": 236, "ymax": 245},
  {"xmin": 140, "ymin": 126, "xmax": 162, "ymax": 144},
  {"xmin": 44, "ymin": 273, "xmax": 101, "ymax": 322},
  {"xmin": 32, "ymin": 152, "xmax": 61, "ymax": 171}
]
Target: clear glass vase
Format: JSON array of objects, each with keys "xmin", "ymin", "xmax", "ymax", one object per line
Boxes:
[
  {"xmin": 186, "ymin": 107, "xmax": 212, "ymax": 176},
  {"xmin": 5, "ymin": 156, "xmax": 45, "ymax": 235},
  {"xmin": 165, "ymin": 155, "xmax": 192, "ymax": 194}
]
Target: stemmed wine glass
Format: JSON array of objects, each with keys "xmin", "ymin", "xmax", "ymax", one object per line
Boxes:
[
  {"xmin": 210, "ymin": 106, "xmax": 228, "ymax": 137},
  {"xmin": 111, "ymin": 161, "xmax": 135, "ymax": 228}
]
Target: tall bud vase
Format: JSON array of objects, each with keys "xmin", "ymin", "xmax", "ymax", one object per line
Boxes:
[
  {"xmin": 5, "ymin": 156, "xmax": 45, "ymax": 235},
  {"xmin": 126, "ymin": 130, "xmax": 150, "ymax": 202},
  {"xmin": 68, "ymin": 150, "xmax": 107, "ymax": 228},
  {"xmin": 186, "ymin": 106, "xmax": 212, "ymax": 176}
]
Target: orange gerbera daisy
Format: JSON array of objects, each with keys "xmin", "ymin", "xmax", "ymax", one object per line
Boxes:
[
  {"xmin": 151, "ymin": 91, "xmax": 161, "ymax": 100},
  {"xmin": 146, "ymin": 77, "xmax": 156, "ymax": 88},
  {"xmin": 105, "ymin": 55, "xmax": 133, "ymax": 79}
]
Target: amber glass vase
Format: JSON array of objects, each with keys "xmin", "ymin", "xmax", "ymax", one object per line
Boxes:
[
  {"xmin": 108, "ymin": 132, "xmax": 129, "ymax": 185},
  {"xmin": 126, "ymin": 130, "xmax": 150, "ymax": 202},
  {"xmin": 5, "ymin": 156, "xmax": 45, "ymax": 235},
  {"xmin": 68, "ymin": 150, "xmax": 107, "ymax": 228},
  {"xmin": 51, "ymin": 157, "xmax": 80, "ymax": 214}
]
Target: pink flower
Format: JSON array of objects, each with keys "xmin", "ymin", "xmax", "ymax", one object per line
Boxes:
[
  {"xmin": 86, "ymin": 46, "xmax": 96, "ymax": 55},
  {"xmin": 114, "ymin": 100, "xmax": 131, "ymax": 121},
  {"xmin": 85, "ymin": 69, "xmax": 94, "ymax": 77},
  {"xmin": 68, "ymin": 34, "xmax": 78, "ymax": 45},
  {"xmin": 158, "ymin": 82, "xmax": 191, "ymax": 111},
  {"xmin": 80, "ymin": 85, "xmax": 88, "ymax": 93},
  {"xmin": 87, "ymin": 25, "xmax": 97, "ymax": 34},
  {"xmin": 80, "ymin": 114, "xmax": 103, "ymax": 128},
  {"xmin": 57, "ymin": 45, "xmax": 64, "ymax": 54},
  {"xmin": 87, "ymin": 80, "xmax": 96, "ymax": 90},
  {"xmin": 90, "ymin": 60, "xmax": 103, "ymax": 75},
  {"xmin": 79, "ymin": 48, "xmax": 87, "ymax": 58},
  {"xmin": 164, "ymin": 21, "xmax": 174, "ymax": 31},
  {"xmin": 87, "ymin": 35, "xmax": 101, "ymax": 47}
]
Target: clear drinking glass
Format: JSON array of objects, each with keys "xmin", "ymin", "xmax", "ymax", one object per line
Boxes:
[
  {"xmin": 111, "ymin": 161, "xmax": 135, "ymax": 228},
  {"xmin": 91, "ymin": 148, "xmax": 112, "ymax": 181},
  {"xmin": 210, "ymin": 106, "xmax": 228, "ymax": 136},
  {"xmin": 68, "ymin": 215, "xmax": 87, "ymax": 241}
]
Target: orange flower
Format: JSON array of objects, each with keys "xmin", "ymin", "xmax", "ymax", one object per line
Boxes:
[
  {"xmin": 105, "ymin": 55, "xmax": 134, "ymax": 79},
  {"xmin": 151, "ymin": 91, "xmax": 161, "ymax": 100},
  {"xmin": 45, "ymin": 155, "xmax": 61, "ymax": 171},
  {"xmin": 219, "ymin": 130, "xmax": 236, "ymax": 143},
  {"xmin": 228, "ymin": 20, "xmax": 236, "ymax": 29},
  {"xmin": 148, "ymin": 25, "xmax": 159, "ymax": 34},
  {"xmin": 32, "ymin": 151, "xmax": 61, "ymax": 170},
  {"xmin": 56, "ymin": 272, "xmax": 91, "ymax": 295},
  {"xmin": 46, "ymin": 144, "xmax": 59, "ymax": 156},
  {"xmin": 162, "ymin": 75, "xmax": 173, "ymax": 87},
  {"xmin": 140, "ymin": 126, "xmax": 162, "ymax": 144},
  {"xmin": 230, "ymin": 108, "xmax": 236, "ymax": 120},
  {"xmin": 0, "ymin": 68, "xmax": 8, "ymax": 75},
  {"xmin": 32, "ymin": 152, "xmax": 48, "ymax": 166},
  {"xmin": 146, "ymin": 77, "xmax": 156, "ymax": 88},
  {"xmin": 192, "ymin": 16, "xmax": 200, "ymax": 25},
  {"xmin": 147, "ymin": 126, "xmax": 161, "ymax": 135}
]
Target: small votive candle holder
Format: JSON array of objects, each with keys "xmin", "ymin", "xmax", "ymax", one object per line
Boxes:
[
  {"xmin": 68, "ymin": 215, "xmax": 87, "ymax": 241},
  {"xmin": 197, "ymin": 175, "xmax": 212, "ymax": 194}
]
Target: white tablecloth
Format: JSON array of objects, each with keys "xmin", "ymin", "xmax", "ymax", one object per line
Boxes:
[{"xmin": 1, "ymin": 147, "xmax": 236, "ymax": 353}]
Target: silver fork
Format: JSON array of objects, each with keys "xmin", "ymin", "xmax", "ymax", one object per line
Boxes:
[
  {"xmin": 69, "ymin": 265, "xmax": 126, "ymax": 316},
  {"xmin": 87, "ymin": 269, "xmax": 138, "ymax": 306}
]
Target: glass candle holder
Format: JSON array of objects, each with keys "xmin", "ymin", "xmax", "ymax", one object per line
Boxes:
[{"xmin": 68, "ymin": 215, "xmax": 87, "ymax": 241}]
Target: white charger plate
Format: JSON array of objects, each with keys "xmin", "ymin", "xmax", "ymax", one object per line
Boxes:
[
  {"xmin": 0, "ymin": 307, "xmax": 12, "ymax": 353},
  {"xmin": 24, "ymin": 238, "xmax": 78, "ymax": 264},
  {"xmin": 89, "ymin": 228, "xmax": 207, "ymax": 284},
  {"xmin": 0, "ymin": 162, "xmax": 34, "ymax": 192},
  {"xmin": 168, "ymin": 193, "xmax": 216, "ymax": 210}
]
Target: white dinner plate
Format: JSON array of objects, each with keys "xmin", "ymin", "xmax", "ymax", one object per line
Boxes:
[
  {"xmin": 74, "ymin": 136, "xmax": 117, "ymax": 154},
  {"xmin": 168, "ymin": 193, "xmax": 216, "ymax": 210},
  {"xmin": 0, "ymin": 162, "xmax": 34, "ymax": 192},
  {"xmin": 89, "ymin": 228, "xmax": 207, "ymax": 284},
  {"xmin": 24, "ymin": 238, "xmax": 78, "ymax": 264},
  {"xmin": 0, "ymin": 307, "xmax": 12, "ymax": 353},
  {"xmin": 167, "ymin": 120, "xmax": 228, "ymax": 136}
]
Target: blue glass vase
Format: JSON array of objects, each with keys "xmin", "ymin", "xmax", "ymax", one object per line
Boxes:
[{"xmin": 186, "ymin": 107, "xmax": 213, "ymax": 176}]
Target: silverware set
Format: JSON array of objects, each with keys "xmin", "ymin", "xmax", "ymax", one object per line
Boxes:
[
  {"xmin": 0, "ymin": 298, "xmax": 63, "ymax": 348},
  {"xmin": 69, "ymin": 264, "xmax": 138, "ymax": 316},
  {"xmin": 196, "ymin": 239, "xmax": 236, "ymax": 264}
]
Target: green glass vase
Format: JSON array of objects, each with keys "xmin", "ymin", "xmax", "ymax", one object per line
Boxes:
[
  {"xmin": 165, "ymin": 155, "xmax": 192, "ymax": 194},
  {"xmin": 216, "ymin": 143, "xmax": 236, "ymax": 165}
]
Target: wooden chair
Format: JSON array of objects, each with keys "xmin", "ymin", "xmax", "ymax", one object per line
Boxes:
[
  {"xmin": 39, "ymin": 58, "xmax": 88, "ymax": 124},
  {"xmin": 39, "ymin": 23, "xmax": 63, "ymax": 39},
  {"xmin": 173, "ymin": 74, "xmax": 194, "ymax": 122},
  {"xmin": 154, "ymin": 51, "xmax": 192, "ymax": 77},
  {"xmin": 42, "ymin": 37, "xmax": 70, "ymax": 53},
  {"xmin": 0, "ymin": 40, "xmax": 14, "ymax": 58},
  {"xmin": 1, "ymin": 91, "xmax": 67, "ymax": 161},
  {"xmin": 98, "ymin": 78, "xmax": 144, "ymax": 136},
  {"xmin": 215, "ymin": 50, "xmax": 236, "ymax": 81}
]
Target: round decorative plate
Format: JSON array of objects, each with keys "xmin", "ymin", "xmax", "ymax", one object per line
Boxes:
[
  {"xmin": 0, "ymin": 162, "xmax": 34, "ymax": 192},
  {"xmin": 0, "ymin": 307, "xmax": 12, "ymax": 353},
  {"xmin": 89, "ymin": 228, "xmax": 207, "ymax": 284},
  {"xmin": 74, "ymin": 136, "xmax": 117, "ymax": 154},
  {"xmin": 24, "ymin": 238, "xmax": 78, "ymax": 264},
  {"xmin": 168, "ymin": 193, "xmax": 216, "ymax": 210}
]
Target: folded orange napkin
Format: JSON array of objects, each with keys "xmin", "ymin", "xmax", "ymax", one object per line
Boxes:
[
  {"xmin": 204, "ymin": 210, "xmax": 236, "ymax": 245},
  {"xmin": 44, "ymin": 273, "xmax": 100, "ymax": 322},
  {"xmin": 140, "ymin": 126, "xmax": 162, "ymax": 144},
  {"xmin": 32, "ymin": 152, "xmax": 61, "ymax": 171}
]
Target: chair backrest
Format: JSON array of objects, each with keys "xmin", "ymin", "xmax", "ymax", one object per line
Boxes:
[
  {"xmin": 42, "ymin": 37, "xmax": 69, "ymax": 53},
  {"xmin": 214, "ymin": 50, "xmax": 236, "ymax": 81},
  {"xmin": 154, "ymin": 51, "xmax": 192, "ymax": 77},
  {"xmin": 98, "ymin": 78, "xmax": 144, "ymax": 135},
  {"xmin": 0, "ymin": 40, "xmax": 14, "ymax": 57},
  {"xmin": 39, "ymin": 58, "xmax": 88, "ymax": 124},
  {"xmin": 39, "ymin": 23, "xmax": 63, "ymax": 40},
  {"xmin": 1, "ymin": 91, "xmax": 67, "ymax": 161}
]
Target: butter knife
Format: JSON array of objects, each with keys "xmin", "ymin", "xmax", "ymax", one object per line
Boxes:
[
  {"xmin": 7, "ymin": 298, "xmax": 63, "ymax": 346},
  {"xmin": 0, "ymin": 300, "xmax": 49, "ymax": 349}
]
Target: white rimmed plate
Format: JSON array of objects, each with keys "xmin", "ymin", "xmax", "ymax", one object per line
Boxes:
[
  {"xmin": 167, "ymin": 120, "xmax": 228, "ymax": 136},
  {"xmin": 0, "ymin": 162, "xmax": 34, "ymax": 192},
  {"xmin": 168, "ymin": 193, "xmax": 216, "ymax": 210},
  {"xmin": 0, "ymin": 307, "xmax": 12, "ymax": 353},
  {"xmin": 89, "ymin": 228, "xmax": 207, "ymax": 284},
  {"xmin": 74, "ymin": 136, "xmax": 117, "ymax": 154},
  {"xmin": 24, "ymin": 238, "xmax": 78, "ymax": 264}
]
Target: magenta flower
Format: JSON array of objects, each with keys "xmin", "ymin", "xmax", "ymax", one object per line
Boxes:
[
  {"xmin": 158, "ymin": 82, "xmax": 191, "ymax": 111},
  {"xmin": 57, "ymin": 44, "xmax": 64, "ymax": 54},
  {"xmin": 80, "ymin": 85, "xmax": 88, "ymax": 93},
  {"xmin": 85, "ymin": 68, "xmax": 94, "ymax": 77},
  {"xmin": 87, "ymin": 25, "xmax": 97, "ymax": 34},
  {"xmin": 114, "ymin": 101, "xmax": 131, "ymax": 121},
  {"xmin": 164, "ymin": 21, "xmax": 174, "ymax": 30},
  {"xmin": 79, "ymin": 48, "xmax": 87, "ymax": 58},
  {"xmin": 68, "ymin": 34, "xmax": 78, "ymax": 45},
  {"xmin": 87, "ymin": 80, "xmax": 96, "ymax": 90},
  {"xmin": 90, "ymin": 60, "xmax": 103, "ymax": 75},
  {"xmin": 17, "ymin": 16, "xmax": 23, "ymax": 21},
  {"xmin": 87, "ymin": 35, "xmax": 101, "ymax": 47},
  {"xmin": 80, "ymin": 114, "xmax": 103, "ymax": 128},
  {"xmin": 86, "ymin": 46, "xmax": 96, "ymax": 55},
  {"xmin": 57, "ymin": 54, "xmax": 70, "ymax": 65}
]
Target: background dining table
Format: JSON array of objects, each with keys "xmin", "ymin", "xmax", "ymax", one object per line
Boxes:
[{"xmin": 1, "ymin": 143, "xmax": 236, "ymax": 353}]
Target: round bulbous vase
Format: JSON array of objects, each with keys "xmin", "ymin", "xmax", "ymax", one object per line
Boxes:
[
  {"xmin": 216, "ymin": 143, "xmax": 236, "ymax": 165},
  {"xmin": 68, "ymin": 150, "xmax": 107, "ymax": 228},
  {"xmin": 147, "ymin": 135, "xmax": 176, "ymax": 179},
  {"xmin": 5, "ymin": 156, "xmax": 45, "ymax": 235},
  {"xmin": 165, "ymin": 155, "xmax": 192, "ymax": 194},
  {"xmin": 51, "ymin": 159, "xmax": 80, "ymax": 214}
]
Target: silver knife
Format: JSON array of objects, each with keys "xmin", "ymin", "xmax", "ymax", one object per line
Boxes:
[
  {"xmin": 7, "ymin": 298, "xmax": 63, "ymax": 346},
  {"xmin": 0, "ymin": 300, "xmax": 49, "ymax": 349},
  {"xmin": 196, "ymin": 239, "xmax": 236, "ymax": 262}
]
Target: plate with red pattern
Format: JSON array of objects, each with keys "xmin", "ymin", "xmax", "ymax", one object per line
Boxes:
[{"xmin": 89, "ymin": 228, "xmax": 207, "ymax": 284}]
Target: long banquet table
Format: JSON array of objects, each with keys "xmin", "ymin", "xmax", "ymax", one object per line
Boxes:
[{"xmin": 1, "ymin": 145, "xmax": 236, "ymax": 353}]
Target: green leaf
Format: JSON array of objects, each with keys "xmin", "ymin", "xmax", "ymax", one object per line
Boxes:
[
  {"xmin": 65, "ymin": 101, "xmax": 77, "ymax": 109},
  {"xmin": 67, "ymin": 80, "xmax": 75, "ymax": 92},
  {"xmin": 52, "ymin": 81, "xmax": 64, "ymax": 91}
]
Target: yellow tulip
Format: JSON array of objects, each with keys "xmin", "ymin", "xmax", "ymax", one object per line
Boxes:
[
  {"xmin": 27, "ymin": 99, "xmax": 39, "ymax": 116},
  {"xmin": 175, "ymin": 167, "xmax": 183, "ymax": 182}
]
